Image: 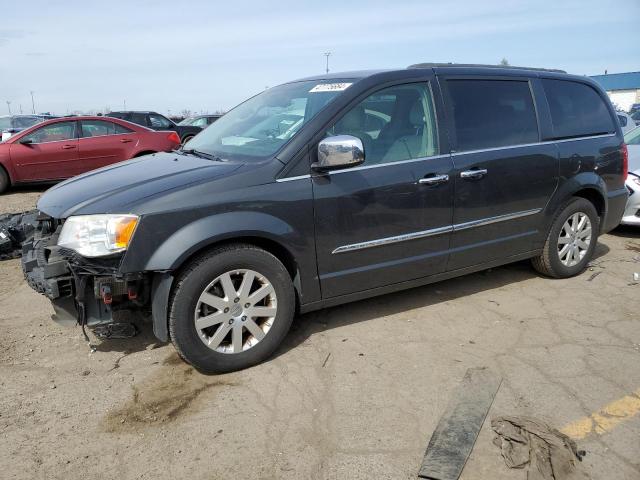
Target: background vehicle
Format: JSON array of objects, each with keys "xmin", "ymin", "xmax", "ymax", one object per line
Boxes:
[
  {"xmin": 631, "ymin": 109, "xmax": 640, "ymax": 126},
  {"xmin": 0, "ymin": 116, "xmax": 180, "ymax": 193},
  {"xmin": 0, "ymin": 114, "xmax": 57, "ymax": 142},
  {"xmin": 106, "ymin": 111, "xmax": 202, "ymax": 144},
  {"xmin": 621, "ymin": 126, "xmax": 640, "ymax": 225},
  {"xmin": 22, "ymin": 65, "xmax": 627, "ymax": 373},
  {"xmin": 617, "ymin": 111, "xmax": 637, "ymax": 134},
  {"xmin": 178, "ymin": 114, "xmax": 222, "ymax": 128}
]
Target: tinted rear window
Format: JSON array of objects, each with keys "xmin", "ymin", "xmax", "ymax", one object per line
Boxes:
[
  {"xmin": 446, "ymin": 79, "xmax": 539, "ymax": 151},
  {"xmin": 542, "ymin": 79, "xmax": 615, "ymax": 139}
]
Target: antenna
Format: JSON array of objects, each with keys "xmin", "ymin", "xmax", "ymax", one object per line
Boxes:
[{"xmin": 324, "ymin": 52, "xmax": 331, "ymax": 74}]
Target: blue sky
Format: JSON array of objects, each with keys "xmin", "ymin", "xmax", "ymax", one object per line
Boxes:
[{"xmin": 1, "ymin": 0, "xmax": 638, "ymax": 115}]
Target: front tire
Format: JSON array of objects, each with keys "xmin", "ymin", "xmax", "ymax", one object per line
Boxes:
[
  {"xmin": 0, "ymin": 167, "xmax": 9, "ymax": 194},
  {"xmin": 532, "ymin": 197, "xmax": 599, "ymax": 278},
  {"xmin": 169, "ymin": 244, "xmax": 295, "ymax": 373}
]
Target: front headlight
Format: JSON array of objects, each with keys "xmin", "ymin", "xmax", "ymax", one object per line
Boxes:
[{"xmin": 57, "ymin": 214, "xmax": 139, "ymax": 258}]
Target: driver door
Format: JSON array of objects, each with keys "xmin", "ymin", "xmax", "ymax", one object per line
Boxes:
[{"xmin": 312, "ymin": 82, "xmax": 454, "ymax": 298}]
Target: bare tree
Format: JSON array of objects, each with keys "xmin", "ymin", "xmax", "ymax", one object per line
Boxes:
[{"xmin": 500, "ymin": 58, "xmax": 510, "ymax": 66}]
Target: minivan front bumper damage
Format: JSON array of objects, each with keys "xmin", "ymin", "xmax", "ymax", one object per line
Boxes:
[{"xmin": 21, "ymin": 215, "xmax": 150, "ymax": 329}]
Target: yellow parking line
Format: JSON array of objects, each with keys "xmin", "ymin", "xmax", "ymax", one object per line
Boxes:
[{"xmin": 561, "ymin": 388, "xmax": 640, "ymax": 439}]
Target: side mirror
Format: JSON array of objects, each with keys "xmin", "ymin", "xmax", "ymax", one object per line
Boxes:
[
  {"xmin": 313, "ymin": 135, "xmax": 364, "ymax": 171},
  {"xmin": 19, "ymin": 138, "xmax": 33, "ymax": 145}
]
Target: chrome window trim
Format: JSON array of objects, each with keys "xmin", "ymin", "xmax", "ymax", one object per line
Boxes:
[
  {"xmin": 276, "ymin": 174, "xmax": 312, "ymax": 183},
  {"xmin": 451, "ymin": 133, "xmax": 616, "ymax": 157},
  {"xmin": 331, "ymin": 208, "xmax": 542, "ymax": 254},
  {"xmin": 276, "ymin": 133, "xmax": 617, "ymax": 181}
]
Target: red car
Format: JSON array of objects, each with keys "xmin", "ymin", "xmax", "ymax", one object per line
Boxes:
[{"xmin": 0, "ymin": 116, "xmax": 181, "ymax": 193}]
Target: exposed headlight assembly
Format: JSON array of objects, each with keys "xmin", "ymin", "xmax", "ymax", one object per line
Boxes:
[{"xmin": 58, "ymin": 214, "xmax": 139, "ymax": 257}]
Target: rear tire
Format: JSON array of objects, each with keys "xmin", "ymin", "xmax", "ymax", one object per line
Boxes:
[
  {"xmin": 169, "ymin": 244, "xmax": 295, "ymax": 373},
  {"xmin": 0, "ymin": 167, "xmax": 9, "ymax": 194},
  {"xmin": 532, "ymin": 197, "xmax": 599, "ymax": 278}
]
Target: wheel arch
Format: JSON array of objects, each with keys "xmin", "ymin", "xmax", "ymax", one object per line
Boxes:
[{"xmin": 150, "ymin": 235, "xmax": 302, "ymax": 343}]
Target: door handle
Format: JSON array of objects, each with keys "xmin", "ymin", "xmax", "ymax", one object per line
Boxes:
[
  {"xmin": 61, "ymin": 144, "xmax": 77, "ymax": 150},
  {"xmin": 120, "ymin": 138, "xmax": 133, "ymax": 143},
  {"xmin": 460, "ymin": 168, "xmax": 487, "ymax": 179},
  {"xmin": 418, "ymin": 174, "xmax": 449, "ymax": 185}
]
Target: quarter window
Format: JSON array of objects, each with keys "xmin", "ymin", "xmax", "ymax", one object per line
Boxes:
[
  {"xmin": 326, "ymin": 83, "xmax": 438, "ymax": 165},
  {"xmin": 542, "ymin": 79, "xmax": 615, "ymax": 139},
  {"xmin": 80, "ymin": 120, "xmax": 133, "ymax": 137},
  {"xmin": 149, "ymin": 114, "xmax": 172, "ymax": 129},
  {"xmin": 24, "ymin": 121, "xmax": 77, "ymax": 143},
  {"xmin": 446, "ymin": 79, "xmax": 539, "ymax": 152}
]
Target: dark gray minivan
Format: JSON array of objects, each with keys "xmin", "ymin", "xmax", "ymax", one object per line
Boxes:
[{"xmin": 22, "ymin": 65, "xmax": 628, "ymax": 372}]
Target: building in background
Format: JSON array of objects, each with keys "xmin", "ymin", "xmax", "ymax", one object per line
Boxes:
[{"xmin": 591, "ymin": 72, "xmax": 640, "ymax": 111}]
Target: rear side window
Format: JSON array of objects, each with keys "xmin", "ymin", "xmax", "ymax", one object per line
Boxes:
[
  {"xmin": 81, "ymin": 120, "xmax": 133, "ymax": 137},
  {"xmin": 542, "ymin": 79, "xmax": 615, "ymax": 139},
  {"xmin": 446, "ymin": 80, "xmax": 539, "ymax": 151}
]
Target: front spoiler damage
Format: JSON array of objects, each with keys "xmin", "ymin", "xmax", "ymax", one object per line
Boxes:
[{"xmin": 21, "ymin": 217, "xmax": 149, "ymax": 329}]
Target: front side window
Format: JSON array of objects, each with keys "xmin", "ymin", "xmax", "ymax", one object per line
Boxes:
[
  {"xmin": 23, "ymin": 121, "xmax": 77, "ymax": 143},
  {"xmin": 149, "ymin": 114, "xmax": 172, "ymax": 129},
  {"xmin": 185, "ymin": 80, "xmax": 352, "ymax": 161},
  {"xmin": 325, "ymin": 83, "xmax": 438, "ymax": 165},
  {"xmin": 80, "ymin": 120, "xmax": 133, "ymax": 137},
  {"xmin": 542, "ymin": 79, "xmax": 615, "ymax": 139},
  {"xmin": 446, "ymin": 79, "xmax": 539, "ymax": 152}
]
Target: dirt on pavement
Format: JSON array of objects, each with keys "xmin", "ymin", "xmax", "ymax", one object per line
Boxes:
[{"xmin": 1, "ymin": 189, "xmax": 639, "ymax": 479}]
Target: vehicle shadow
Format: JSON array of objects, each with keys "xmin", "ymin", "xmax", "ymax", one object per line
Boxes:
[
  {"xmin": 276, "ymin": 242, "xmax": 611, "ymax": 359},
  {"xmin": 608, "ymin": 225, "xmax": 640, "ymax": 239}
]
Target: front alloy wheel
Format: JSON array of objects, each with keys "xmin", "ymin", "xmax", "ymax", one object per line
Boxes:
[
  {"xmin": 195, "ymin": 269, "xmax": 277, "ymax": 354},
  {"xmin": 169, "ymin": 244, "xmax": 295, "ymax": 373}
]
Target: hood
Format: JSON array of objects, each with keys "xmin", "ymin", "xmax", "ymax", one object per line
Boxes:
[{"xmin": 37, "ymin": 151, "xmax": 242, "ymax": 218}]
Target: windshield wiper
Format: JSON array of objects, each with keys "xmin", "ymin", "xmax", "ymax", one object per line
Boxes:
[{"xmin": 179, "ymin": 148, "xmax": 224, "ymax": 162}]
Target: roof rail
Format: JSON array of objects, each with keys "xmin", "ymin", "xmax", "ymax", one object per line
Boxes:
[{"xmin": 408, "ymin": 62, "xmax": 566, "ymax": 74}]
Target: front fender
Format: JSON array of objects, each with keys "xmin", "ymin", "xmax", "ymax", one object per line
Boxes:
[{"xmin": 142, "ymin": 211, "xmax": 297, "ymax": 271}]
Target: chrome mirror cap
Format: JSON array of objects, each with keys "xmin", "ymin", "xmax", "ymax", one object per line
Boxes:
[{"xmin": 313, "ymin": 135, "xmax": 365, "ymax": 171}]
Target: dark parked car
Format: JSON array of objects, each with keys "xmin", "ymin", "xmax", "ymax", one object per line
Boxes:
[
  {"xmin": 178, "ymin": 114, "xmax": 223, "ymax": 128},
  {"xmin": 23, "ymin": 65, "xmax": 627, "ymax": 373},
  {"xmin": 0, "ymin": 116, "xmax": 181, "ymax": 192},
  {"xmin": 1, "ymin": 114, "xmax": 58, "ymax": 141},
  {"xmin": 106, "ymin": 111, "xmax": 202, "ymax": 143}
]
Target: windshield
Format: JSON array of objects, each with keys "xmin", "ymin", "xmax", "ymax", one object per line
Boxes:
[
  {"xmin": 14, "ymin": 116, "xmax": 42, "ymax": 128},
  {"xmin": 625, "ymin": 126, "xmax": 640, "ymax": 145},
  {"xmin": 184, "ymin": 80, "xmax": 354, "ymax": 161},
  {"xmin": 0, "ymin": 117, "xmax": 11, "ymax": 130},
  {"xmin": 178, "ymin": 117, "xmax": 198, "ymax": 126}
]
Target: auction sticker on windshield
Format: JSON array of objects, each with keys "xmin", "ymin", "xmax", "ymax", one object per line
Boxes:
[{"xmin": 309, "ymin": 83, "xmax": 353, "ymax": 93}]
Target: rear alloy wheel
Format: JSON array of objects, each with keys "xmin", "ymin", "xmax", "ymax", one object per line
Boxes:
[
  {"xmin": 532, "ymin": 197, "xmax": 599, "ymax": 278},
  {"xmin": 169, "ymin": 244, "xmax": 295, "ymax": 373}
]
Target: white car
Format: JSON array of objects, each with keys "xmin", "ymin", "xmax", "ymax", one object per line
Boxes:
[
  {"xmin": 617, "ymin": 112, "xmax": 637, "ymax": 135},
  {"xmin": 622, "ymin": 126, "xmax": 640, "ymax": 225}
]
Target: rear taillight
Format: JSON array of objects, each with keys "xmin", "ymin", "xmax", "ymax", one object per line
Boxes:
[
  {"xmin": 622, "ymin": 143, "xmax": 628, "ymax": 180},
  {"xmin": 168, "ymin": 132, "xmax": 180, "ymax": 144}
]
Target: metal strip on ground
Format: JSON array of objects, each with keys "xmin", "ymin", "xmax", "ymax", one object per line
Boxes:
[{"xmin": 418, "ymin": 367, "xmax": 502, "ymax": 480}]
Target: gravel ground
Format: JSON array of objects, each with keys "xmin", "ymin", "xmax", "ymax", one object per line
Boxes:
[{"xmin": 1, "ymin": 188, "xmax": 639, "ymax": 479}]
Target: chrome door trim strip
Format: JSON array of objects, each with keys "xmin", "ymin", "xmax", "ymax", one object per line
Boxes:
[
  {"xmin": 332, "ymin": 225, "xmax": 453, "ymax": 254},
  {"xmin": 331, "ymin": 208, "xmax": 542, "ymax": 254},
  {"xmin": 452, "ymin": 208, "xmax": 541, "ymax": 231}
]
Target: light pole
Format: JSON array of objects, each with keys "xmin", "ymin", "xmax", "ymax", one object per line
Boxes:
[
  {"xmin": 5, "ymin": 101, "xmax": 11, "ymax": 115},
  {"xmin": 30, "ymin": 91, "xmax": 36, "ymax": 114},
  {"xmin": 324, "ymin": 52, "xmax": 331, "ymax": 74}
]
